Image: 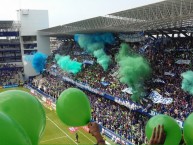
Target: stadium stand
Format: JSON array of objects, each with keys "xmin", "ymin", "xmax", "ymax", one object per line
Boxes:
[
  {"xmin": 0, "ymin": 21, "xmax": 24, "ymax": 87},
  {"xmin": 30, "ymin": 32, "xmax": 193, "ymax": 144},
  {"xmin": 2, "ymin": 0, "xmax": 193, "ymax": 144},
  {"xmin": 30, "ymin": 3, "xmax": 193, "ymax": 141}
]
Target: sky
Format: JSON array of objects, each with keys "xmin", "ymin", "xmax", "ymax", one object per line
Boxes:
[{"xmin": 0, "ymin": 0, "xmax": 163, "ymax": 27}]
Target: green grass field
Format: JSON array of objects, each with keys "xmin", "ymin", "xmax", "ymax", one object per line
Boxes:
[{"xmin": 0, "ymin": 87, "xmax": 114, "ymax": 145}]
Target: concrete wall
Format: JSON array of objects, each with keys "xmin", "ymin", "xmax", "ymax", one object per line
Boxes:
[
  {"xmin": 37, "ymin": 34, "xmax": 50, "ymax": 55},
  {"xmin": 18, "ymin": 9, "xmax": 50, "ymax": 79},
  {"xmin": 18, "ymin": 9, "xmax": 49, "ymax": 36}
]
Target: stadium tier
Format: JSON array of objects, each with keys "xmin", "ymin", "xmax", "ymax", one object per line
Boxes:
[{"xmin": 1, "ymin": 0, "xmax": 193, "ymax": 144}]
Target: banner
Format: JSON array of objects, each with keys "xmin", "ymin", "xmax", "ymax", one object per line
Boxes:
[
  {"xmin": 165, "ymin": 48, "xmax": 193, "ymax": 52},
  {"xmin": 119, "ymin": 32, "xmax": 145, "ymax": 42},
  {"xmin": 153, "ymin": 79, "xmax": 165, "ymax": 84},
  {"xmin": 164, "ymin": 72, "xmax": 175, "ymax": 77},
  {"xmin": 139, "ymin": 44, "xmax": 150, "ymax": 54},
  {"xmin": 122, "ymin": 87, "xmax": 133, "ymax": 94},
  {"xmin": 0, "ymin": 32, "xmax": 19, "ymax": 36},
  {"xmin": 114, "ymin": 97, "xmax": 142, "ymax": 110},
  {"xmin": 186, "ymin": 27, "xmax": 193, "ymax": 33},
  {"xmin": 101, "ymin": 81, "xmax": 110, "ymax": 86},
  {"xmin": 149, "ymin": 91, "xmax": 173, "ymax": 104},
  {"xmin": 62, "ymin": 76, "xmax": 105, "ymax": 96},
  {"xmin": 3, "ymin": 84, "xmax": 18, "ymax": 88},
  {"xmin": 175, "ymin": 60, "xmax": 190, "ymax": 65},
  {"xmin": 83, "ymin": 60, "xmax": 94, "ymax": 65}
]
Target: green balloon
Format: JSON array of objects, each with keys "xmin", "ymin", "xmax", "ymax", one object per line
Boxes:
[
  {"xmin": 145, "ymin": 115, "xmax": 182, "ymax": 145},
  {"xmin": 0, "ymin": 112, "xmax": 32, "ymax": 145},
  {"xmin": 56, "ymin": 88, "xmax": 91, "ymax": 126},
  {"xmin": 184, "ymin": 113, "xmax": 193, "ymax": 145},
  {"xmin": 0, "ymin": 90, "xmax": 46, "ymax": 145}
]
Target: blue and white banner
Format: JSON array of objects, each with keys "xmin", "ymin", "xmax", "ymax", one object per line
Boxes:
[
  {"xmin": 114, "ymin": 97, "xmax": 142, "ymax": 110},
  {"xmin": 119, "ymin": 32, "xmax": 145, "ymax": 42},
  {"xmin": 149, "ymin": 91, "xmax": 173, "ymax": 104},
  {"xmin": 139, "ymin": 44, "xmax": 150, "ymax": 53},
  {"xmin": 175, "ymin": 59, "xmax": 190, "ymax": 65},
  {"xmin": 83, "ymin": 60, "xmax": 94, "ymax": 65},
  {"xmin": 164, "ymin": 72, "xmax": 175, "ymax": 77},
  {"xmin": 101, "ymin": 81, "xmax": 110, "ymax": 86},
  {"xmin": 3, "ymin": 84, "xmax": 18, "ymax": 88},
  {"xmin": 153, "ymin": 79, "xmax": 165, "ymax": 84},
  {"xmin": 62, "ymin": 76, "xmax": 105, "ymax": 96},
  {"xmin": 122, "ymin": 87, "xmax": 133, "ymax": 94}
]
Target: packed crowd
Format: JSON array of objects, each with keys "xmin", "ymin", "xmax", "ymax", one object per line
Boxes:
[
  {"xmin": 142, "ymin": 37, "xmax": 193, "ymax": 121},
  {"xmin": 31, "ymin": 73, "xmax": 149, "ymax": 144},
  {"xmin": 90, "ymin": 94, "xmax": 148, "ymax": 144},
  {"xmin": 30, "ymin": 35, "xmax": 193, "ymax": 144},
  {"xmin": 45, "ymin": 37, "xmax": 193, "ymax": 121},
  {"xmin": 0, "ymin": 63, "xmax": 24, "ymax": 86},
  {"xmin": 31, "ymin": 72, "xmax": 69, "ymax": 101},
  {"xmin": 47, "ymin": 40, "xmax": 130, "ymax": 100}
]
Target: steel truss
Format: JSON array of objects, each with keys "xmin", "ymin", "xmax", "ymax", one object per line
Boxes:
[{"xmin": 40, "ymin": 0, "xmax": 193, "ymax": 36}]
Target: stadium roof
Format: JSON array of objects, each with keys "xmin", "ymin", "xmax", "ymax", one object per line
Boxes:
[{"xmin": 40, "ymin": 0, "xmax": 193, "ymax": 36}]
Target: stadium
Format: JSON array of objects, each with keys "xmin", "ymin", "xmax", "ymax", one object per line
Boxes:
[{"xmin": 1, "ymin": 0, "xmax": 193, "ymax": 144}]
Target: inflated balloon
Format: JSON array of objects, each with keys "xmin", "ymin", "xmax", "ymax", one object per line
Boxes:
[
  {"xmin": 0, "ymin": 112, "xmax": 32, "ymax": 145},
  {"xmin": 184, "ymin": 113, "xmax": 193, "ymax": 145},
  {"xmin": 56, "ymin": 88, "xmax": 91, "ymax": 126},
  {"xmin": 0, "ymin": 90, "xmax": 46, "ymax": 145},
  {"xmin": 145, "ymin": 114, "xmax": 181, "ymax": 145}
]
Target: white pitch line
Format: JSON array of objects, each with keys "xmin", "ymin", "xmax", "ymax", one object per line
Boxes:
[
  {"xmin": 46, "ymin": 116, "xmax": 78, "ymax": 145},
  {"xmin": 78, "ymin": 130, "xmax": 95, "ymax": 144},
  {"xmin": 40, "ymin": 136, "xmax": 66, "ymax": 143}
]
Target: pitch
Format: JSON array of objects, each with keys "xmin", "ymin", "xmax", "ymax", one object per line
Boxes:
[{"xmin": 0, "ymin": 87, "xmax": 114, "ymax": 145}]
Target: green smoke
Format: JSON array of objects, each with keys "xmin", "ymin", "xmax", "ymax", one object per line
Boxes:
[
  {"xmin": 94, "ymin": 49, "xmax": 111, "ymax": 71},
  {"xmin": 116, "ymin": 43, "xmax": 130, "ymax": 62},
  {"xmin": 116, "ymin": 43, "xmax": 151, "ymax": 102},
  {"xmin": 87, "ymin": 43, "xmax": 104, "ymax": 54},
  {"xmin": 75, "ymin": 33, "xmax": 115, "ymax": 71},
  {"xmin": 181, "ymin": 71, "xmax": 193, "ymax": 95},
  {"xmin": 55, "ymin": 54, "xmax": 82, "ymax": 74}
]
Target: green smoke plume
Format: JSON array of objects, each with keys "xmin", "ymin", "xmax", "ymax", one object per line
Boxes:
[
  {"xmin": 117, "ymin": 43, "xmax": 151, "ymax": 102},
  {"xmin": 55, "ymin": 54, "xmax": 82, "ymax": 74},
  {"xmin": 74, "ymin": 33, "xmax": 115, "ymax": 71},
  {"xmin": 181, "ymin": 71, "xmax": 193, "ymax": 95},
  {"xmin": 94, "ymin": 49, "xmax": 111, "ymax": 71},
  {"xmin": 116, "ymin": 43, "xmax": 130, "ymax": 62}
]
